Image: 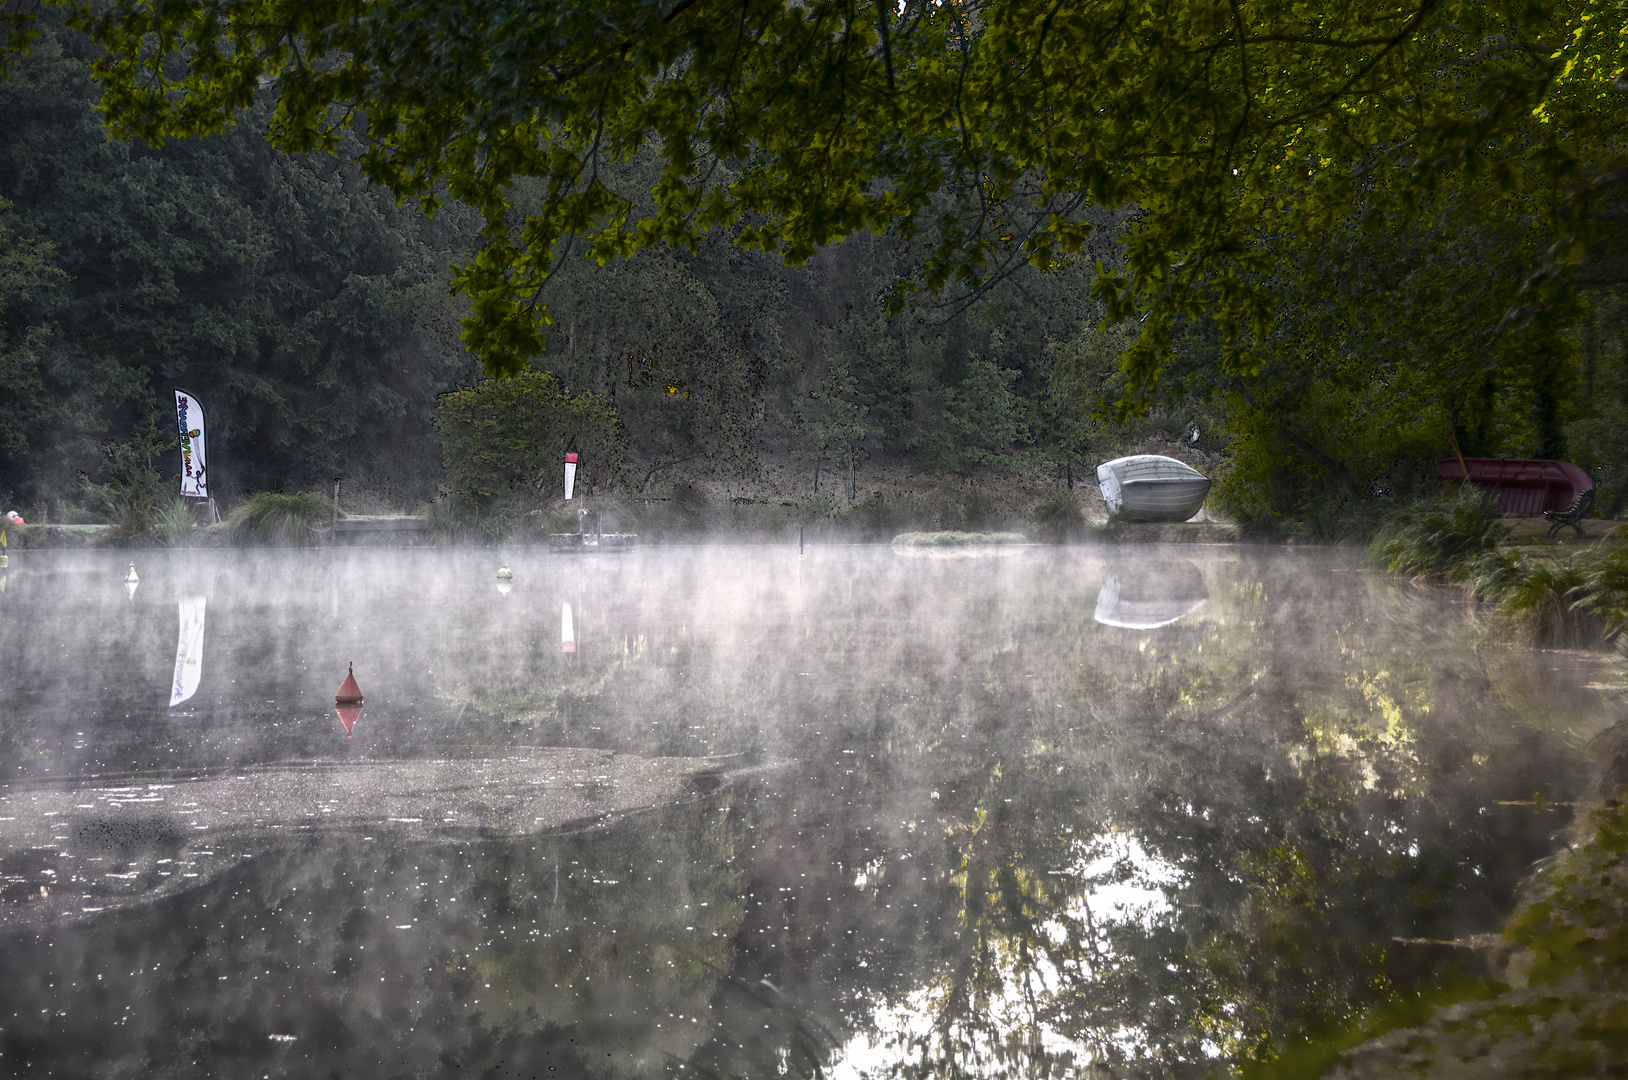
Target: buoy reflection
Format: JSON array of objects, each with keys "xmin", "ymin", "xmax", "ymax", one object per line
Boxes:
[{"xmin": 334, "ymin": 702, "xmax": 362, "ymax": 735}]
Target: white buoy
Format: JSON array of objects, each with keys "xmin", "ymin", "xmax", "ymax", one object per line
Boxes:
[
  {"xmin": 124, "ymin": 564, "xmax": 139, "ymax": 599},
  {"xmin": 563, "ymin": 452, "xmax": 578, "ymax": 501},
  {"xmin": 496, "ymin": 565, "xmax": 513, "ymax": 596}
]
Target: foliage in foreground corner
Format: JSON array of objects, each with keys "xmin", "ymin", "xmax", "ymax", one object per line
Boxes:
[
  {"xmin": 38, "ymin": 0, "xmax": 1626, "ymax": 387},
  {"xmin": 1508, "ymin": 793, "xmax": 1628, "ymax": 990},
  {"xmin": 1242, "ymin": 788, "xmax": 1628, "ymax": 1080}
]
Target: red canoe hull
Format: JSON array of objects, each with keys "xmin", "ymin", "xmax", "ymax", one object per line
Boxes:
[{"xmin": 1437, "ymin": 458, "xmax": 1593, "ymax": 517}]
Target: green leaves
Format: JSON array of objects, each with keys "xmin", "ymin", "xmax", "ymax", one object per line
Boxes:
[
  {"xmin": 920, "ymin": 355, "xmax": 1026, "ymax": 475},
  {"xmin": 791, "ymin": 359, "xmax": 875, "ymax": 473},
  {"xmin": 29, "ymin": 0, "xmax": 1608, "ymax": 383},
  {"xmin": 435, "ymin": 367, "xmax": 623, "ymax": 503}
]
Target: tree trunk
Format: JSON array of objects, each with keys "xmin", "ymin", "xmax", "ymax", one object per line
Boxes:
[
  {"xmin": 847, "ymin": 447, "xmax": 854, "ymax": 505},
  {"xmin": 1584, "ymin": 308, "xmax": 1598, "ymax": 404}
]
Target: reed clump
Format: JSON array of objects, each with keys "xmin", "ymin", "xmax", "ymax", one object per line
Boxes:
[
  {"xmin": 152, "ymin": 497, "xmax": 197, "ymax": 547},
  {"xmin": 1365, "ymin": 490, "xmax": 1628, "ymax": 646},
  {"xmin": 1470, "ymin": 549, "xmax": 1602, "ymax": 646},
  {"xmin": 1365, "ymin": 487, "xmax": 1509, "ymax": 581},
  {"xmin": 1027, "ymin": 491, "xmax": 1089, "ymax": 543},
  {"xmin": 1421, "ymin": 525, "xmax": 1628, "ymax": 647},
  {"xmin": 891, "ymin": 530, "xmax": 1028, "ymax": 546},
  {"xmin": 228, "ymin": 491, "xmax": 331, "ymax": 546}
]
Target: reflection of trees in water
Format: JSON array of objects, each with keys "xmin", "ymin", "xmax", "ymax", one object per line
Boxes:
[
  {"xmin": 678, "ymin": 556, "xmax": 1590, "ymax": 1077},
  {"xmin": 0, "ymin": 800, "xmax": 754, "ymax": 1079},
  {"xmin": 409, "ymin": 553, "xmax": 1594, "ymax": 1076},
  {"xmin": 0, "ymin": 552, "xmax": 1604, "ymax": 1077}
]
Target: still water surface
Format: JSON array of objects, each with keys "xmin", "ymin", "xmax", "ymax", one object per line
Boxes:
[{"xmin": 0, "ymin": 545, "xmax": 1612, "ymax": 1077}]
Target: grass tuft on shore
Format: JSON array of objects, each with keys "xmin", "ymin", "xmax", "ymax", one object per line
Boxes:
[
  {"xmin": 228, "ymin": 491, "xmax": 330, "ymax": 546},
  {"xmin": 892, "ymin": 530, "xmax": 1028, "ymax": 546},
  {"xmin": 1365, "ymin": 487, "xmax": 1509, "ymax": 581}
]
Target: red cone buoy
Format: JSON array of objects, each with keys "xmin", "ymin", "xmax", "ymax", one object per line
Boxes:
[
  {"xmin": 335, "ymin": 702, "xmax": 362, "ymax": 734},
  {"xmin": 335, "ymin": 662, "xmax": 363, "ymax": 704}
]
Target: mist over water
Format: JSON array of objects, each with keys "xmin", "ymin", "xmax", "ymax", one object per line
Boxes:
[{"xmin": 0, "ymin": 545, "xmax": 1612, "ymax": 1077}]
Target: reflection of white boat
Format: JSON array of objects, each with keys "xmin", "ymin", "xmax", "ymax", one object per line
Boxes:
[
  {"xmin": 1096, "ymin": 455, "xmax": 1211, "ymax": 522},
  {"xmin": 1093, "ymin": 564, "xmax": 1207, "ymax": 629}
]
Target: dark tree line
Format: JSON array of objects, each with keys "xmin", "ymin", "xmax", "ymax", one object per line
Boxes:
[
  {"xmin": 0, "ymin": 16, "xmax": 1122, "ymax": 515},
  {"xmin": 5, "ymin": 12, "xmax": 1628, "ymax": 529},
  {"xmin": 0, "ymin": 15, "xmax": 482, "ymax": 509}
]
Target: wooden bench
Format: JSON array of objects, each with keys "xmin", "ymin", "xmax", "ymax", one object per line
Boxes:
[{"xmin": 1543, "ymin": 487, "xmax": 1595, "ymax": 538}]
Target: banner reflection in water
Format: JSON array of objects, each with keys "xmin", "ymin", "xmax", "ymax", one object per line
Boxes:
[{"xmin": 168, "ymin": 596, "xmax": 206, "ymax": 708}]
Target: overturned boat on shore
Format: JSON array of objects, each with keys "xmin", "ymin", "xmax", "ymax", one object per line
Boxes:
[
  {"xmin": 1096, "ymin": 455, "xmax": 1212, "ymax": 522},
  {"xmin": 1436, "ymin": 457, "xmax": 1592, "ymax": 517}
]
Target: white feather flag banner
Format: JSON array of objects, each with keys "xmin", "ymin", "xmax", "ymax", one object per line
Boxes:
[{"xmin": 174, "ymin": 389, "xmax": 210, "ymax": 498}]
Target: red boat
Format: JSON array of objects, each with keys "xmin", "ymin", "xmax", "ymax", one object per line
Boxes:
[{"xmin": 1436, "ymin": 458, "xmax": 1593, "ymax": 517}]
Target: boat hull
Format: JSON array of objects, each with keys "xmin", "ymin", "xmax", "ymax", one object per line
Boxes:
[
  {"xmin": 1436, "ymin": 458, "xmax": 1592, "ymax": 518},
  {"xmin": 1117, "ymin": 478, "xmax": 1213, "ymax": 522},
  {"xmin": 1096, "ymin": 455, "xmax": 1213, "ymax": 522}
]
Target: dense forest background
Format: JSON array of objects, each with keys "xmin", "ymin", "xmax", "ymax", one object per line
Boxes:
[{"xmin": 2, "ymin": 15, "xmax": 1625, "ymax": 533}]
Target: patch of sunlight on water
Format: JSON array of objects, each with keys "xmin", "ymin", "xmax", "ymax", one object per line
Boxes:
[{"xmin": 833, "ymin": 832, "xmax": 1189, "ymax": 1078}]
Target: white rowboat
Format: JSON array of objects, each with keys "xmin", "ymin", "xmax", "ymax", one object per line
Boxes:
[{"xmin": 1096, "ymin": 455, "xmax": 1212, "ymax": 522}]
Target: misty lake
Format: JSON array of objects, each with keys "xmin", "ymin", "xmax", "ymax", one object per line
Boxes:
[{"xmin": 0, "ymin": 544, "xmax": 1613, "ymax": 1078}]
